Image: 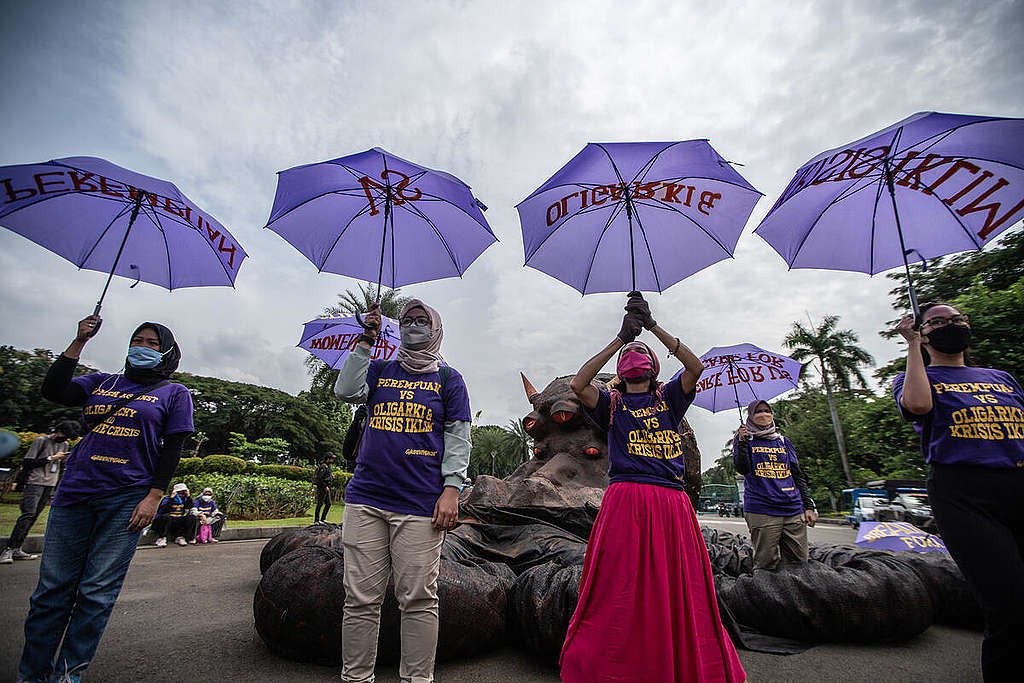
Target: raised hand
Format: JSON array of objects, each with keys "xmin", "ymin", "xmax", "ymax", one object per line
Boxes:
[
  {"xmin": 625, "ymin": 291, "xmax": 657, "ymax": 330},
  {"xmin": 76, "ymin": 315, "xmax": 101, "ymax": 342},
  {"xmin": 617, "ymin": 312, "xmax": 643, "ymax": 344},
  {"xmin": 896, "ymin": 314, "xmax": 921, "ymax": 345}
]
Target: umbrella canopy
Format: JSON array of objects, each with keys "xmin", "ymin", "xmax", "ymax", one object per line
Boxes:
[
  {"xmin": 855, "ymin": 521, "xmax": 948, "ymax": 553},
  {"xmin": 0, "ymin": 157, "xmax": 246, "ymax": 307},
  {"xmin": 671, "ymin": 342, "xmax": 803, "ymax": 415},
  {"xmin": 755, "ymin": 111, "xmax": 1024, "ymax": 315},
  {"xmin": 517, "ymin": 140, "xmax": 762, "ymax": 294},
  {"xmin": 298, "ymin": 313, "xmax": 400, "ymax": 367},
  {"xmin": 266, "ymin": 148, "xmax": 496, "ymax": 293}
]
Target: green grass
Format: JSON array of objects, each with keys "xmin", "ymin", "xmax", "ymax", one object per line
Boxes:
[{"xmin": 0, "ymin": 501, "xmax": 342, "ymax": 537}]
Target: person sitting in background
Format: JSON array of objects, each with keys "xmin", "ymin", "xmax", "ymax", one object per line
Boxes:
[
  {"xmin": 2, "ymin": 420, "xmax": 80, "ymax": 565},
  {"xmin": 151, "ymin": 483, "xmax": 197, "ymax": 547},
  {"xmin": 193, "ymin": 487, "xmax": 225, "ymax": 543}
]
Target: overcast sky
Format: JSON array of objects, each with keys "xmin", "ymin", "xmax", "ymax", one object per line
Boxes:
[{"xmin": 2, "ymin": 0, "xmax": 1022, "ymax": 471}]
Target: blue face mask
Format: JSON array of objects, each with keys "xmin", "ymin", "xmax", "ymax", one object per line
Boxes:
[{"xmin": 126, "ymin": 345, "xmax": 166, "ymax": 369}]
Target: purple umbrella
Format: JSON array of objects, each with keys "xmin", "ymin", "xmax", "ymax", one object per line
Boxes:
[
  {"xmin": 855, "ymin": 521, "xmax": 948, "ymax": 553},
  {"xmin": 517, "ymin": 140, "xmax": 762, "ymax": 294},
  {"xmin": 670, "ymin": 342, "xmax": 803, "ymax": 420},
  {"xmin": 266, "ymin": 148, "xmax": 496, "ymax": 299},
  {"xmin": 298, "ymin": 313, "xmax": 400, "ymax": 367},
  {"xmin": 0, "ymin": 157, "xmax": 246, "ymax": 319},
  {"xmin": 755, "ymin": 112, "xmax": 1024, "ymax": 316}
]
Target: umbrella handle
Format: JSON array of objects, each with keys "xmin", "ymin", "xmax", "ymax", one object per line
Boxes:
[{"xmin": 87, "ymin": 302, "xmax": 104, "ymax": 338}]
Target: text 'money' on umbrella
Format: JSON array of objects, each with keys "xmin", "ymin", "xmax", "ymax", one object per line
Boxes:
[
  {"xmin": 298, "ymin": 313, "xmax": 400, "ymax": 369},
  {"xmin": 755, "ymin": 112, "xmax": 1024, "ymax": 317},
  {"xmin": 0, "ymin": 157, "xmax": 246, "ymax": 325},
  {"xmin": 671, "ymin": 343, "xmax": 803, "ymax": 421},
  {"xmin": 517, "ymin": 140, "xmax": 762, "ymax": 294},
  {"xmin": 265, "ymin": 148, "xmax": 496, "ymax": 300}
]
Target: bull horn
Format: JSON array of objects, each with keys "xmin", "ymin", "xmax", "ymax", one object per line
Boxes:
[{"xmin": 521, "ymin": 372, "xmax": 540, "ymax": 403}]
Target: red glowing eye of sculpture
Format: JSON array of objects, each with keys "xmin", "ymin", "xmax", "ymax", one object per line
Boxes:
[
  {"xmin": 552, "ymin": 411, "xmax": 574, "ymax": 423},
  {"xmin": 534, "ymin": 447, "xmax": 542, "ymax": 455},
  {"xmin": 585, "ymin": 447, "xmax": 600, "ymax": 456},
  {"xmin": 524, "ymin": 418, "xmax": 537, "ymax": 431}
]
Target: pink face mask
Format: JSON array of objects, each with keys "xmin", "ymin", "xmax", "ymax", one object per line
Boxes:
[{"xmin": 617, "ymin": 351, "xmax": 652, "ymax": 379}]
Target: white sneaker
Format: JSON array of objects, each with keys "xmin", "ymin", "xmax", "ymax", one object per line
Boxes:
[
  {"xmin": 155, "ymin": 537, "xmax": 168, "ymax": 548},
  {"xmin": 175, "ymin": 537, "xmax": 187, "ymax": 546},
  {"xmin": 11, "ymin": 548, "xmax": 38, "ymax": 560},
  {"xmin": 0, "ymin": 548, "xmax": 13, "ymax": 564}
]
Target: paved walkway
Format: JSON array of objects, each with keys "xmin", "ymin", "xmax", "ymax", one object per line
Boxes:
[{"xmin": 0, "ymin": 534, "xmax": 982, "ymax": 682}]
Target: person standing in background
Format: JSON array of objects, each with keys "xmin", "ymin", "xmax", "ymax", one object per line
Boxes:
[
  {"xmin": 313, "ymin": 452, "xmax": 336, "ymax": 523},
  {"xmin": 2, "ymin": 420, "xmax": 80, "ymax": 564}
]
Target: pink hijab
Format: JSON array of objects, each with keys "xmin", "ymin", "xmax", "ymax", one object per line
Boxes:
[{"xmin": 396, "ymin": 299, "xmax": 443, "ymax": 375}]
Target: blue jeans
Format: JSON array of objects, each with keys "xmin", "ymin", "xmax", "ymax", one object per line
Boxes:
[{"xmin": 18, "ymin": 487, "xmax": 147, "ymax": 682}]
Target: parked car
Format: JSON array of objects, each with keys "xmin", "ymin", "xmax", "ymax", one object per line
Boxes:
[{"xmin": 848, "ymin": 495, "xmax": 887, "ymax": 527}]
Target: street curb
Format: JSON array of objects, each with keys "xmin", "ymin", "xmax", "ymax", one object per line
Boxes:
[{"xmin": 2, "ymin": 525, "xmax": 304, "ymax": 555}]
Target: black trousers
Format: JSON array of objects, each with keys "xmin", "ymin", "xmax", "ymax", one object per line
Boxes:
[
  {"xmin": 151, "ymin": 514, "xmax": 198, "ymax": 541},
  {"xmin": 314, "ymin": 486, "xmax": 331, "ymax": 522},
  {"xmin": 929, "ymin": 464, "xmax": 1024, "ymax": 683},
  {"xmin": 6, "ymin": 484, "xmax": 54, "ymax": 549}
]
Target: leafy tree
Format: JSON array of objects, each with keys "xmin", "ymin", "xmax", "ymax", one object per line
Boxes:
[
  {"xmin": 0, "ymin": 346, "xmax": 96, "ymax": 431},
  {"xmin": 784, "ymin": 316, "xmax": 874, "ymax": 487},
  {"xmin": 876, "ymin": 230, "xmax": 1024, "ymax": 381},
  {"xmin": 470, "ymin": 425, "xmax": 521, "ymax": 479},
  {"xmin": 227, "ymin": 431, "xmax": 291, "ymax": 464},
  {"xmin": 501, "ymin": 418, "xmax": 533, "ymax": 465},
  {"xmin": 701, "ymin": 443, "xmax": 737, "ymax": 486}
]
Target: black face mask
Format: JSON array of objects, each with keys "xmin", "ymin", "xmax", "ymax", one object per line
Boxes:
[{"xmin": 925, "ymin": 325, "xmax": 971, "ymax": 354}]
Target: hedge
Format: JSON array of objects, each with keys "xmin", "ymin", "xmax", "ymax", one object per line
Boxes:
[
  {"xmin": 171, "ymin": 473, "xmax": 314, "ymax": 520},
  {"xmin": 199, "ymin": 454, "xmax": 248, "ymax": 474}
]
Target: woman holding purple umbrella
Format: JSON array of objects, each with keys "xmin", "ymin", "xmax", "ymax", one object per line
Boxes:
[
  {"xmin": 733, "ymin": 400, "xmax": 816, "ymax": 570},
  {"xmin": 17, "ymin": 315, "xmax": 194, "ymax": 683},
  {"xmin": 894, "ymin": 303, "xmax": 1024, "ymax": 682},
  {"xmin": 560, "ymin": 293, "xmax": 745, "ymax": 683},
  {"xmin": 334, "ymin": 299, "xmax": 472, "ymax": 683}
]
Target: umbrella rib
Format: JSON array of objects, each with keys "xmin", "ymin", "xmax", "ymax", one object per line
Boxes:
[
  {"xmin": 579, "ymin": 199, "xmax": 628, "ymax": 294},
  {"xmin": 143, "ymin": 203, "xmax": 176, "ymax": 290},
  {"xmin": 318, "ymin": 202, "xmax": 376, "ymax": 271},
  {"xmin": 784, "ymin": 176, "xmax": 883, "ymax": 267},
  {"xmin": 630, "ymin": 197, "xmax": 734, "ymax": 257},
  {"xmin": 628, "ymin": 206, "xmax": 663, "ymax": 292},
  {"xmin": 524, "ymin": 196, "xmax": 626, "ymax": 263},
  {"xmin": 393, "ymin": 199, "xmax": 462, "ymax": 276},
  {"xmin": 78, "ymin": 203, "xmax": 135, "ymax": 267}
]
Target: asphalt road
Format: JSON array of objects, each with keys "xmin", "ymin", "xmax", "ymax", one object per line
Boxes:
[{"xmin": 0, "ymin": 533, "xmax": 982, "ymax": 682}]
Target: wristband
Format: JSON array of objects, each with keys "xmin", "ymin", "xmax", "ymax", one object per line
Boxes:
[{"xmin": 667, "ymin": 337, "xmax": 681, "ymax": 357}]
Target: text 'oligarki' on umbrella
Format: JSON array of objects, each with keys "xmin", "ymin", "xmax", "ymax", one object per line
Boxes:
[
  {"xmin": 0, "ymin": 157, "xmax": 247, "ymax": 298},
  {"xmin": 264, "ymin": 148, "xmax": 496, "ymax": 292},
  {"xmin": 517, "ymin": 140, "xmax": 762, "ymax": 294}
]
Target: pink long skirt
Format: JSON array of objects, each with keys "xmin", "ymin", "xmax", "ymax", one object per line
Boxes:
[{"xmin": 560, "ymin": 482, "xmax": 746, "ymax": 683}]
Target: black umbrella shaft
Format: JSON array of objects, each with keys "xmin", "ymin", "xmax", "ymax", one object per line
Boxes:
[
  {"xmin": 94, "ymin": 192, "xmax": 145, "ymax": 315},
  {"xmin": 626, "ymin": 191, "xmax": 636, "ymax": 291},
  {"xmin": 883, "ymin": 159, "xmax": 920, "ymax": 319},
  {"xmin": 376, "ymin": 198, "xmax": 391, "ymax": 303},
  {"xmin": 730, "ymin": 358, "xmax": 745, "ymax": 426}
]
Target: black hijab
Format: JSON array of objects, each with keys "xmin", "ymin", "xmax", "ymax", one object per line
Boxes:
[{"xmin": 124, "ymin": 322, "xmax": 181, "ymax": 385}]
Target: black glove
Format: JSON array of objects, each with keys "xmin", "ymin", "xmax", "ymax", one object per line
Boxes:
[
  {"xmin": 625, "ymin": 291, "xmax": 656, "ymax": 330},
  {"xmin": 617, "ymin": 312, "xmax": 643, "ymax": 344}
]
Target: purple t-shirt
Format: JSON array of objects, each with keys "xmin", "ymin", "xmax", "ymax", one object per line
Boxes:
[
  {"xmin": 583, "ymin": 376, "xmax": 695, "ymax": 491},
  {"xmin": 344, "ymin": 360, "xmax": 472, "ymax": 517},
  {"xmin": 52, "ymin": 373, "xmax": 194, "ymax": 506},
  {"xmin": 734, "ymin": 437, "xmax": 804, "ymax": 516},
  {"xmin": 892, "ymin": 366, "xmax": 1024, "ymax": 469}
]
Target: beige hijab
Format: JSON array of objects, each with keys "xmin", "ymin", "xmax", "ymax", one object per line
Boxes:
[{"xmin": 396, "ymin": 299, "xmax": 444, "ymax": 374}]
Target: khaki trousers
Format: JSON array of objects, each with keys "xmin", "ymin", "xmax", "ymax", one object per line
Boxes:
[
  {"xmin": 744, "ymin": 512, "xmax": 808, "ymax": 570},
  {"xmin": 341, "ymin": 503, "xmax": 443, "ymax": 683}
]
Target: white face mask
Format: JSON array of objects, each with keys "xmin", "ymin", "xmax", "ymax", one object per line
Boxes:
[{"xmin": 201, "ymin": 495, "xmax": 212, "ymax": 502}]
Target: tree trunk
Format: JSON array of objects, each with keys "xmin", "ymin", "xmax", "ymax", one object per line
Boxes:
[{"xmin": 821, "ymin": 363, "xmax": 854, "ymax": 487}]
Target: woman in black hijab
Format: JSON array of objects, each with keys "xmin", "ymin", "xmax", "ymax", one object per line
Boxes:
[{"xmin": 18, "ymin": 314, "xmax": 194, "ymax": 683}]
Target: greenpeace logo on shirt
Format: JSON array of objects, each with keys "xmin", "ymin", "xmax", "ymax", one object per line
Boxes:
[{"xmin": 404, "ymin": 448, "xmax": 437, "ymax": 457}]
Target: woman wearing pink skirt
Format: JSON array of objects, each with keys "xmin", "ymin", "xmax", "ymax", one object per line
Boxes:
[{"xmin": 560, "ymin": 293, "xmax": 745, "ymax": 683}]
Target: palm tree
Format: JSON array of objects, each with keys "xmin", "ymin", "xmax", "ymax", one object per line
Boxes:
[
  {"xmin": 784, "ymin": 315, "xmax": 874, "ymax": 488},
  {"xmin": 305, "ymin": 284, "xmax": 412, "ymax": 396},
  {"xmin": 502, "ymin": 418, "xmax": 533, "ymax": 465}
]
